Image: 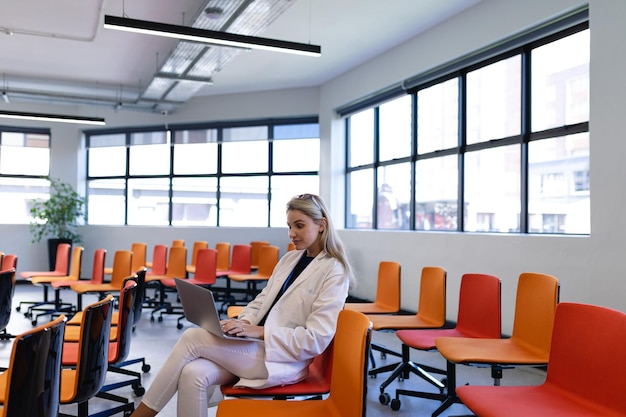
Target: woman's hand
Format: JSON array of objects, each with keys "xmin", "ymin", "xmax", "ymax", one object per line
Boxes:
[{"xmin": 220, "ymin": 319, "xmax": 264, "ymax": 340}]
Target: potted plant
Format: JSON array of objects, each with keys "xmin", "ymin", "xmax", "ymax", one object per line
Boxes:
[{"xmin": 29, "ymin": 176, "xmax": 85, "ymax": 269}]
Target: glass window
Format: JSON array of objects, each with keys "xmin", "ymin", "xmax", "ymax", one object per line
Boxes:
[
  {"xmin": 377, "ymin": 164, "xmax": 410, "ymax": 229},
  {"xmin": 347, "ymin": 169, "xmax": 374, "ymax": 228},
  {"xmin": 88, "ymin": 133, "xmax": 127, "ymax": 177},
  {"xmin": 464, "ymin": 146, "xmax": 521, "ymax": 232},
  {"xmin": 171, "ymin": 177, "xmax": 217, "ymax": 226},
  {"xmin": 129, "ymin": 131, "xmax": 170, "ymax": 176},
  {"xmin": 1, "ymin": 131, "xmax": 50, "ymax": 176},
  {"xmin": 173, "ymin": 129, "xmax": 218, "ymax": 175},
  {"xmin": 273, "ymin": 138, "xmax": 319, "ymax": 172},
  {"xmin": 127, "ymin": 178, "xmax": 170, "ymax": 225},
  {"xmin": 222, "ymin": 140, "xmax": 268, "ymax": 174},
  {"xmin": 379, "ymin": 95, "xmax": 412, "ymax": 161},
  {"xmin": 415, "ymin": 156, "xmax": 458, "ymax": 230},
  {"xmin": 467, "ymin": 56, "xmax": 521, "ymax": 144},
  {"xmin": 348, "ymin": 109, "xmax": 374, "ymax": 167},
  {"xmin": 528, "ymin": 133, "xmax": 589, "ymax": 234},
  {"xmin": 532, "ymin": 29, "xmax": 590, "ymax": 131},
  {"xmin": 219, "ymin": 176, "xmax": 268, "ymax": 227},
  {"xmin": 417, "ymin": 78, "xmax": 459, "ymax": 154},
  {"xmin": 87, "ymin": 179, "xmax": 126, "ymax": 225}
]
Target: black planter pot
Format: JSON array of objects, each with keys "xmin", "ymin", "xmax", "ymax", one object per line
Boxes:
[{"xmin": 47, "ymin": 238, "xmax": 72, "ymax": 272}]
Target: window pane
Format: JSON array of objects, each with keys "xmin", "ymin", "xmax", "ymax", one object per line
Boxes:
[
  {"xmin": 172, "ymin": 177, "xmax": 217, "ymax": 226},
  {"xmin": 222, "ymin": 141, "xmax": 268, "ymax": 174},
  {"xmin": 0, "ymin": 177, "xmax": 47, "ymax": 224},
  {"xmin": 129, "ymin": 131, "xmax": 170, "ymax": 176},
  {"xmin": 174, "ymin": 142, "xmax": 217, "ymax": 175},
  {"xmin": 415, "ymin": 155, "xmax": 458, "ymax": 230},
  {"xmin": 417, "ymin": 78, "xmax": 459, "ymax": 153},
  {"xmin": 379, "ymin": 95, "xmax": 412, "ymax": 161},
  {"xmin": 89, "ymin": 146, "xmax": 127, "ymax": 177},
  {"xmin": 274, "ymin": 123, "xmax": 319, "ymax": 139},
  {"xmin": 270, "ymin": 175, "xmax": 319, "ymax": 227},
  {"xmin": 464, "ymin": 146, "xmax": 521, "ymax": 232},
  {"xmin": 348, "ymin": 109, "xmax": 374, "ymax": 167},
  {"xmin": 347, "ymin": 169, "xmax": 373, "ymax": 228},
  {"xmin": 223, "ymin": 126, "xmax": 268, "ymax": 142},
  {"xmin": 532, "ymin": 29, "xmax": 590, "ymax": 131},
  {"xmin": 127, "ymin": 178, "xmax": 170, "ymax": 225},
  {"xmin": 273, "ymin": 138, "xmax": 319, "ymax": 172},
  {"xmin": 87, "ymin": 179, "xmax": 126, "ymax": 225},
  {"xmin": 467, "ymin": 56, "xmax": 521, "ymax": 144},
  {"xmin": 219, "ymin": 176, "xmax": 268, "ymax": 226},
  {"xmin": 528, "ymin": 133, "xmax": 589, "ymax": 234},
  {"xmin": 377, "ymin": 164, "xmax": 410, "ymax": 229},
  {"xmin": 1, "ymin": 132, "xmax": 49, "ymax": 176}
]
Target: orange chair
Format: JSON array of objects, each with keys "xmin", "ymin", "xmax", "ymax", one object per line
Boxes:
[
  {"xmin": 249, "ymin": 241, "xmax": 270, "ymax": 270},
  {"xmin": 435, "ymin": 272, "xmax": 559, "ymax": 417},
  {"xmin": 227, "ymin": 245, "xmax": 279, "ymax": 302},
  {"xmin": 286, "ymin": 242, "xmax": 296, "ymax": 252},
  {"xmin": 366, "ymin": 266, "xmax": 446, "ymax": 374},
  {"xmin": 0, "ymin": 269, "xmax": 16, "ymax": 340},
  {"xmin": 186, "ymin": 240, "xmax": 209, "ymax": 274},
  {"xmin": 17, "ymin": 242, "xmax": 71, "ymax": 316},
  {"xmin": 216, "ymin": 244, "xmax": 251, "ymax": 305},
  {"xmin": 69, "ymin": 250, "xmax": 132, "ymax": 310},
  {"xmin": 457, "ymin": 302, "xmax": 625, "ymax": 417},
  {"xmin": 146, "ymin": 246, "xmax": 187, "ymax": 320},
  {"xmin": 29, "ymin": 245, "xmax": 84, "ymax": 325},
  {"xmin": 344, "ymin": 261, "xmax": 401, "ymax": 314},
  {"xmin": 216, "ymin": 309, "xmax": 372, "ymax": 417},
  {"xmin": 0, "ymin": 314, "xmax": 66, "ymax": 417},
  {"xmin": 380, "ymin": 273, "xmax": 502, "ymax": 413},
  {"xmin": 104, "ymin": 242, "xmax": 146, "ymax": 275},
  {"xmin": 215, "ymin": 242, "xmax": 231, "ymax": 272},
  {"xmin": 58, "ymin": 295, "xmax": 114, "ymax": 417},
  {"xmin": 221, "ymin": 339, "xmax": 334, "ymax": 400}
]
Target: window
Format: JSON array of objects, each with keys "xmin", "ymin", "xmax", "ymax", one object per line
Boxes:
[
  {"xmin": 86, "ymin": 118, "xmax": 319, "ymax": 226},
  {"xmin": 345, "ymin": 22, "xmax": 589, "ymax": 235},
  {"xmin": 0, "ymin": 128, "xmax": 51, "ymax": 224}
]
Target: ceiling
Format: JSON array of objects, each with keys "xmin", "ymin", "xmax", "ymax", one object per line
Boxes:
[{"xmin": 0, "ymin": 0, "xmax": 480, "ymax": 115}]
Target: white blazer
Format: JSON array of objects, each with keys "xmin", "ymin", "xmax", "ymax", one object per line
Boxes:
[{"xmin": 235, "ymin": 249, "xmax": 349, "ymax": 388}]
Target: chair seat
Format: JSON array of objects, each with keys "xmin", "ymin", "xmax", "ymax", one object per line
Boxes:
[
  {"xmin": 30, "ymin": 275, "xmax": 76, "ymax": 285},
  {"xmin": 435, "ymin": 336, "xmax": 549, "ymax": 365},
  {"xmin": 64, "ymin": 324, "xmax": 118, "ymax": 342},
  {"xmin": 456, "ymin": 383, "xmax": 622, "ymax": 417},
  {"xmin": 59, "ymin": 368, "xmax": 81, "ymax": 403},
  {"xmin": 20, "ymin": 270, "xmax": 67, "ymax": 279},
  {"xmin": 396, "ymin": 328, "xmax": 470, "ymax": 350},
  {"xmin": 344, "ymin": 302, "xmax": 397, "ymax": 314},
  {"xmin": 69, "ymin": 283, "xmax": 118, "ymax": 293},
  {"xmin": 368, "ymin": 313, "xmax": 444, "ymax": 330},
  {"xmin": 227, "ymin": 273, "xmax": 270, "ymax": 283},
  {"xmin": 217, "ymin": 396, "xmax": 331, "ymax": 417}
]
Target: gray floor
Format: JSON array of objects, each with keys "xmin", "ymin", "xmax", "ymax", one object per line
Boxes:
[{"xmin": 3, "ymin": 283, "xmax": 546, "ymax": 417}]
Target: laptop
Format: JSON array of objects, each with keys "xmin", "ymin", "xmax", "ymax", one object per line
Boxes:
[{"xmin": 174, "ymin": 278, "xmax": 264, "ymax": 342}]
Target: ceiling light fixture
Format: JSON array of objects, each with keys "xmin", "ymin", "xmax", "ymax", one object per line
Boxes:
[
  {"xmin": 0, "ymin": 110, "xmax": 105, "ymax": 125},
  {"xmin": 104, "ymin": 15, "xmax": 321, "ymax": 57}
]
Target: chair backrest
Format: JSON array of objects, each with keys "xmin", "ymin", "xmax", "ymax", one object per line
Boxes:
[
  {"xmin": 70, "ymin": 295, "xmax": 114, "ymax": 404},
  {"xmin": 110, "ymin": 250, "xmax": 133, "ymax": 287},
  {"xmin": 256, "ymin": 246, "xmax": 279, "ymax": 278},
  {"xmin": 53, "ymin": 243, "xmax": 71, "ymax": 274},
  {"xmin": 0, "ymin": 254, "xmax": 17, "ymax": 272},
  {"xmin": 286, "ymin": 242, "xmax": 296, "ymax": 252},
  {"xmin": 215, "ymin": 242, "xmax": 231, "ymax": 271},
  {"xmin": 193, "ymin": 248, "xmax": 217, "ymax": 285},
  {"xmin": 229, "ymin": 244, "xmax": 251, "ymax": 274},
  {"xmin": 249, "ymin": 241, "xmax": 269, "ymax": 269},
  {"xmin": 327, "ymin": 309, "xmax": 372, "ymax": 417},
  {"xmin": 110, "ymin": 278, "xmax": 137, "ymax": 365},
  {"xmin": 189, "ymin": 241, "xmax": 209, "ymax": 268},
  {"xmin": 415, "ymin": 266, "xmax": 446, "ymax": 327},
  {"xmin": 455, "ymin": 273, "xmax": 502, "ymax": 338},
  {"xmin": 375, "ymin": 261, "xmax": 401, "ymax": 312},
  {"xmin": 67, "ymin": 246, "xmax": 84, "ymax": 281},
  {"xmin": 4, "ymin": 314, "xmax": 66, "ymax": 417},
  {"xmin": 546, "ymin": 302, "xmax": 626, "ymax": 414},
  {"xmin": 0, "ymin": 269, "xmax": 16, "ymax": 331},
  {"xmin": 131, "ymin": 242, "xmax": 147, "ymax": 271},
  {"xmin": 166, "ymin": 246, "xmax": 188, "ymax": 278},
  {"xmin": 131, "ymin": 268, "xmax": 147, "ymax": 324},
  {"xmin": 171, "ymin": 239, "xmax": 185, "ymax": 247},
  {"xmin": 149, "ymin": 244, "xmax": 168, "ymax": 275},
  {"xmin": 89, "ymin": 248, "xmax": 106, "ymax": 284},
  {"xmin": 510, "ymin": 272, "xmax": 559, "ymax": 357}
]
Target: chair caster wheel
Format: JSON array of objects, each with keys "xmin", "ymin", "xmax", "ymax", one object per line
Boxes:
[
  {"xmin": 390, "ymin": 399, "xmax": 401, "ymax": 411},
  {"xmin": 150, "ymin": 316, "xmax": 155, "ymax": 322},
  {"xmin": 142, "ymin": 364, "xmax": 151, "ymax": 372},
  {"xmin": 177, "ymin": 323, "xmax": 183, "ymax": 329},
  {"xmin": 132, "ymin": 384, "xmax": 145, "ymax": 396},
  {"xmin": 379, "ymin": 392, "xmax": 390, "ymax": 405},
  {"xmin": 15, "ymin": 306, "xmax": 20, "ymax": 312},
  {"xmin": 380, "ymin": 353, "xmax": 387, "ymax": 360},
  {"xmin": 157, "ymin": 316, "xmax": 163, "ymax": 322},
  {"xmin": 31, "ymin": 320, "xmax": 37, "ymax": 326}
]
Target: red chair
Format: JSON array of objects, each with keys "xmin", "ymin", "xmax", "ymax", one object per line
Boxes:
[
  {"xmin": 0, "ymin": 254, "xmax": 17, "ymax": 272},
  {"xmin": 457, "ymin": 302, "xmax": 626, "ymax": 417},
  {"xmin": 216, "ymin": 244, "xmax": 251, "ymax": 307},
  {"xmin": 380, "ymin": 273, "xmax": 502, "ymax": 413}
]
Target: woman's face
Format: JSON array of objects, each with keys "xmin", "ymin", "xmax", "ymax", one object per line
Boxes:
[{"xmin": 287, "ymin": 209, "xmax": 324, "ymax": 255}]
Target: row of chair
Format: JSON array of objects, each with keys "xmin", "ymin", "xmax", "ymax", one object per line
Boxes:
[{"xmin": 344, "ymin": 262, "xmax": 562, "ymax": 416}]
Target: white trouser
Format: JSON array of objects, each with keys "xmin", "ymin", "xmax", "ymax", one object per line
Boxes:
[{"xmin": 142, "ymin": 327, "xmax": 268, "ymax": 417}]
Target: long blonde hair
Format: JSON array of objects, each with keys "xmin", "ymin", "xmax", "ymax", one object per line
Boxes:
[{"xmin": 287, "ymin": 194, "xmax": 356, "ymax": 290}]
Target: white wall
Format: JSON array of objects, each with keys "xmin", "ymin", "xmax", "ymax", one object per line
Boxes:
[{"xmin": 2, "ymin": 0, "xmax": 623, "ymax": 335}]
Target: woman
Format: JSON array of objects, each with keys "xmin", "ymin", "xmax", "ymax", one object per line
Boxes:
[{"xmin": 131, "ymin": 193, "xmax": 355, "ymax": 417}]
